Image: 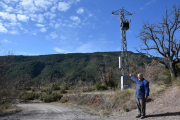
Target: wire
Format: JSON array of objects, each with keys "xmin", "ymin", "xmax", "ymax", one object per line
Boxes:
[
  {"xmin": 123, "ymin": 0, "xmax": 127, "ymax": 8},
  {"xmin": 113, "ymin": 0, "xmax": 118, "ymax": 11},
  {"xmin": 130, "ymin": 0, "xmax": 142, "ymax": 21},
  {"xmin": 133, "ymin": 0, "xmax": 142, "ymax": 13}
]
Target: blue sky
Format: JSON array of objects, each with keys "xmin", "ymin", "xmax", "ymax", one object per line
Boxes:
[{"xmin": 0, "ymin": 0, "xmax": 179, "ymax": 55}]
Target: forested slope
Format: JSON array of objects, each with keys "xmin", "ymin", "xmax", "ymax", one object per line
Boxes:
[{"xmin": 3, "ymin": 51, "xmax": 154, "ymax": 85}]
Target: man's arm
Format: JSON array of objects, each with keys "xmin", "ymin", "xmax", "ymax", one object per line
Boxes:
[{"xmin": 129, "ymin": 74, "xmax": 138, "ymax": 83}]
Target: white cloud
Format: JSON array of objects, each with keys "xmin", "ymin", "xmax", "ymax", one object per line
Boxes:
[
  {"xmin": 88, "ymin": 12, "xmax": 93, "ymax": 17},
  {"xmin": 31, "ymin": 31, "xmax": 37, "ymax": 35},
  {"xmin": 9, "ymin": 22, "xmax": 21, "ymax": 26},
  {"xmin": 39, "ymin": 27, "xmax": 47, "ymax": 32},
  {"xmin": 51, "ymin": 6, "xmax": 57, "ymax": 12},
  {"xmin": 70, "ymin": 16, "xmax": 80, "ymax": 21},
  {"xmin": 2, "ymin": 0, "xmax": 19, "ymax": 3},
  {"xmin": 76, "ymin": 0, "xmax": 80, "ymax": 2},
  {"xmin": 54, "ymin": 23, "xmax": 61, "ymax": 29},
  {"xmin": 1, "ymin": 39, "xmax": 11, "ymax": 43},
  {"xmin": 17, "ymin": 14, "xmax": 29, "ymax": 22},
  {"xmin": 58, "ymin": 2, "xmax": 71, "ymax": 12},
  {"xmin": 0, "ymin": 2, "xmax": 13, "ymax": 12},
  {"xmin": 19, "ymin": 0, "xmax": 38, "ymax": 14},
  {"xmin": 34, "ymin": 0, "xmax": 52, "ymax": 10},
  {"xmin": 36, "ymin": 24, "xmax": 45, "ymax": 27},
  {"xmin": 60, "ymin": 35, "xmax": 67, "ymax": 40},
  {"xmin": 140, "ymin": 0, "xmax": 157, "ymax": 10},
  {"xmin": 9, "ymin": 30, "xmax": 19, "ymax": 34},
  {"xmin": 0, "ymin": 23, "xmax": 8, "ymax": 33},
  {"xmin": 77, "ymin": 8, "xmax": 84, "ymax": 14},
  {"xmin": 0, "ymin": 12, "xmax": 17, "ymax": 22},
  {"xmin": 44, "ymin": 12, "xmax": 56, "ymax": 19},
  {"xmin": 29, "ymin": 14, "xmax": 37, "ymax": 21},
  {"xmin": 50, "ymin": 32, "xmax": 58, "ymax": 39},
  {"xmin": 76, "ymin": 42, "xmax": 94, "ymax": 53},
  {"xmin": 54, "ymin": 47, "xmax": 66, "ymax": 53},
  {"xmin": 37, "ymin": 14, "xmax": 44, "ymax": 23}
]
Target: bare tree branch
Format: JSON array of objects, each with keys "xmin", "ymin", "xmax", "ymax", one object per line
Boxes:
[{"xmin": 137, "ymin": 5, "xmax": 180, "ymax": 78}]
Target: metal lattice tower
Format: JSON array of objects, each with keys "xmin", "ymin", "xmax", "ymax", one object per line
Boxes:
[{"xmin": 112, "ymin": 8, "xmax": 132, "ymax": 76}]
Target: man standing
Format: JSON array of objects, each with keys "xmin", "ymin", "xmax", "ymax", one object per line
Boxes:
[{"xmin": 129, "ymin": 73, "xmax": 149, "ymax": 119}]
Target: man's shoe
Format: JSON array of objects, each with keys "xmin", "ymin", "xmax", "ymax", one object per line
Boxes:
[
  {"xmin": 141, "ymin": 116, "xmax": 145, "ymax": 119},
  {"xmin": 136, "ymin": 114, "xmax": 141, "ymax": 118}
]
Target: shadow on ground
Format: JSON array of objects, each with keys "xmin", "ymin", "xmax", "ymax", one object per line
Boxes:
[{"xmin": 146, "ymin": 112, "xmax": 180, "ymax": 118}]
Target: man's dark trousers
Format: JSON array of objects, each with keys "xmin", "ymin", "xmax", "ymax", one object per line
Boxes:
[{"xmin": 136, "ymin": 98, "xmax": 146, "ymax": 116}]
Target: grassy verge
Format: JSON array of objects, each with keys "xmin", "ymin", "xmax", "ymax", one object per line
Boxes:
[
  {"xmin": 59, "ymin": 82, "xmax": 168, "ymax": 116},
  {"xmin": 0, "ymin": 104, "xmax": 22, "ymax": 117}
]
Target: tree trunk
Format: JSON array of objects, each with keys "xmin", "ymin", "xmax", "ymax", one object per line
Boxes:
[{"xmin": 169, "ymin": 62, "xmax": 177, "ymax": 79}]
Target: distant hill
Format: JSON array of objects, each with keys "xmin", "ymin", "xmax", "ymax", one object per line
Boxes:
[{"xmin": 3, "ymin": 51, "xmax": 155, "ymax": 85}]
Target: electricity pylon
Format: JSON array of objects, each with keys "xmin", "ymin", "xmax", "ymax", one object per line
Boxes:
[{"xmin": 112, "ymin": 8, "xmax": 132, "ymax": 76}]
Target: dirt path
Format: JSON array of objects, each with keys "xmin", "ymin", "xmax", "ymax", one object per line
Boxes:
[
  {"xmin": 0, "ymin": 104, "xmax": 102, "ymax": 120},
  {"xmin": 1, "ymin": 86, "xmax": 180, "ymax": 120},
  {"xmin": 104, "ymin": 85, "xmax": 180, "ymax": 120}
]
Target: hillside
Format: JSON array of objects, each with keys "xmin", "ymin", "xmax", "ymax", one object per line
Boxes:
[{"xmin": 3, "ymin": 51, "xmax": 154, "ymax": 85}]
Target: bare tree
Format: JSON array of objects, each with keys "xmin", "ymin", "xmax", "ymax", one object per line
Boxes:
[
  {"xmin": 95, "ymin": 56, "xmax": 114, "ymax": 86},
  {"xmin": 128, "ymin": 53, "xmax": 145, "ymax": 76},
  {"xmin": 144, "ymin": 59, "xmax": 164, "ymax": 83},
  {"xmin": 137, "ymin": 5, "xmax": 180, "ymax": 78}
]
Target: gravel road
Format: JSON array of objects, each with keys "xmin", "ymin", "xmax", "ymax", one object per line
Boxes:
[{"xmin": 0, "ymin": 104, "xmax": 102, "ymax": 120}]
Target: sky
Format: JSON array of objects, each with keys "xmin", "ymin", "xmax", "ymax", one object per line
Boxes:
[{"xmin": 0, "ymin": 0, "xmax": 179, "ymax": 56}]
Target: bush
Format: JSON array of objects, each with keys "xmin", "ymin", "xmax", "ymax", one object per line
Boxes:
[
  {"xmin": 94, "ymin": 83, "xmax": 108, "ymax": 91},
  {"xmin": 62, "ymin": 85, "xmax": 69, "ymax": 90},
  {"xmin": 61, "ymin": 97, "xmax": 68, "ymax": 103},
  {"xmin": 19, "ymin": 91, "xmax": 39, "ymax": 100},
  {"xmin": 123, "ymin": 105, "xmax": 130, "ymax": 112},
  {"xmin": 60, "ymin": 88, "xmax": 67, "ymax": 94},
  {"xmin": 25, "ymin": 87, "xmax": 31, "ymax": 91},
  {"xmin": 107, "ymin": 81, "xmax": 118, "ymax": 90},
  {"xmin": 162, "ymin": 69, "xmax": 172, "ymax": 84},
  {"xmin": 31, "ymin": 87, "xmax": 35, "ymax": 92},
  {"xmin": 41, "ymin": 88, "xmax": 52, "ymax": 94},
  {"xmin": 42, "ymin": 93, "xmax": 62, "ymax": 103},
  {"xmin": 50, "ymin": 83, "xmax": 60, "ymax": 91},
  {"xmin": 3, "ymin": 101, "xmax": 11, "ymax": 109}
]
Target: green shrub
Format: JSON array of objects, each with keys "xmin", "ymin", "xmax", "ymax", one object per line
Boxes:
[
  {"xmin": 42, "ymin": 93, "xmax": 62, "ymax": 103},
  {"xmin": 43, "ymin": 95, "xmax": 52, "ymax": 103},
  {"xmin": 50, "ymin": 83, "xmax": 60, "ymax": 90},
  {"xmin": 94, "ymin": 83, "xmax": 108, "ymax": 91},
  {"xmin": 19, "ymin": 91, "xmax": 39, "ymax": 100},
  {"xmin": 3, "ymin": 101, "xmax": 11, "ymax": 109},
  {"xmin": 25, "ymin": 87, "xmax": 31, "ymax": 91},
  {"xmin": 162, "ymin": 69, "xmax": 172, "ymax": 84},
  {"xmin": 61, "ymin": 97, "xmax": 68, "ymax": 103},
  {"xmin": 62, "ymin": 85, "xmax": 69, "ymax": 90},
  {"xmin": 107, "ymin": 81, "xmax": 118, "ymax": 90},
  {"xmin": 31, "ymin": 87, "xmax": 35, "ymax": 92},
  {"xmin": 123, "ymin": 105, "xmax": 130, "ymax": 112},
  {"xmin": 60, "ymin": 88, "xmax": 67, "ymax": 94}
]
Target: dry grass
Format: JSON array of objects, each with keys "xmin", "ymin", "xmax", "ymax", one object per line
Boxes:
[
  {"xmin": 149, "ymin": 82, "xmax": 167, "ymax": 96},
  {"xmin": 172, "ymin": 77, "xmax": 180, "ymax": 88},
  {"xmin": 60, "ymin": 81, "xmax": 169, "ymax": 116},
  {"xmin": 0, "ymin": 104, "xmax": 22, "ymax": 117}
]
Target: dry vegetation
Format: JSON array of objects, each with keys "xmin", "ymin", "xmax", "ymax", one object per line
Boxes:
[{"xmin": 0, "ymin": 57, "xmax": 179, "ymax": 117}]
